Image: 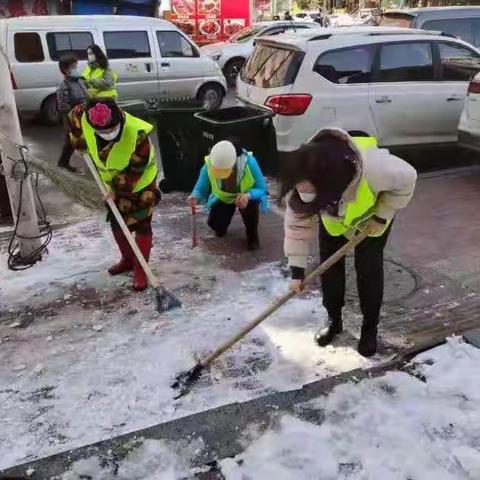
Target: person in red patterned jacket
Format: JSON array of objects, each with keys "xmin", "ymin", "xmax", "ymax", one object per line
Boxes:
[{"xmin": 67, "ymin": 99, "xmax": 161, "ymax": 291}]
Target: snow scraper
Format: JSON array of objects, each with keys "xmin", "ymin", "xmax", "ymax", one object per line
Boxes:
[
  {"xmin": 172, "ymin": 230, "xmax": 369, "ymax": 397},
  {"xmin": 83, "ymin": 153, "xmax": 181, "ymax": 313}
]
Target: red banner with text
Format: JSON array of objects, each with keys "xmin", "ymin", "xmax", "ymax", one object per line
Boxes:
[{"xmin": 170, "ymin": 0, "xmax": 250, "ymax": 44}]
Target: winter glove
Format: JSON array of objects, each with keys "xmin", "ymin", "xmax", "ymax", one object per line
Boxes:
[
  {"xmin": 363, "ymin": 216, "xmax": 387, "ymax": 236},
  {"xmin": 289, "ymin": 279, "xmax": 304, "ymax": 294},
  {"xmin": 235, "ymin": 193, "xmax": 249, "ymax": 210}
]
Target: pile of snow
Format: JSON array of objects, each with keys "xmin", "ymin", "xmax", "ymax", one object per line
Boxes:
[
  {"xmin": 0, "ymin": 214, "xmax": 379, "ymax": 469},
  {"xmin": 221, "ymin": 337, "xmax": 480, "ymax": 479}
]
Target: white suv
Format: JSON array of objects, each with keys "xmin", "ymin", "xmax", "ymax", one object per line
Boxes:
[
  {"xmin": 237, "ymin": 27, "xmax": 480, "ymax": 157},
  {"xmin": 201, "ymin": 21, "xmax": 320, "ymax": 86},
  {"xmin": 459, "ymin": 71, "xmax": 480, "ymax": 152}
]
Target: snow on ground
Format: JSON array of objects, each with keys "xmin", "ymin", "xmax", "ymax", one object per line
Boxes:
[
  {"xmin": 60, "ymin": 438, "xmax": 203, "ymax": 480},
  {"xmin": 0, "ymin": 205, "xmax": 379, "ymax": 470},
  {"xmin": 221, "ymin": 337, "xmax": 480, "ymax": 480}
]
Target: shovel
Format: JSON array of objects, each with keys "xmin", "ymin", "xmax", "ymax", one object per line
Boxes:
[
  {"xmin": 191, "ymin": 204, "xmax": 198, "ymax": 248},
  {"xmin": 171, "ymin": 229, "xmax": 369, "ymax": 397},
  {"xmin": 82, "ymin": 152, "xmax": 181, "ymax": 313}
]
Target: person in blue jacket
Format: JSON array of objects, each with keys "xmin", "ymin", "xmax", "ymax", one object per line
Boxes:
[{"xmin": 188, "ymin": 139, "xmax": 268, "ymax": 250}]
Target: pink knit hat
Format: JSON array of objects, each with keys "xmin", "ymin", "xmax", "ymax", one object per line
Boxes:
[{"xmin": 88, "ymin": 102, "xmax": 112, "ymax": 128}]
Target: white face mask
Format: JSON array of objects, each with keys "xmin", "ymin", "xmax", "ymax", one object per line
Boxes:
[
  {"xmin": 297, "ymin": 190, "xmax": 316, "ymax": 203},
  {"xmin": 96, "ymin": 125, "xmax": 121, "ymax": 141},
  {"xmin": 88, "ymin": 54, "xmax": 96, "ymax": 64}
]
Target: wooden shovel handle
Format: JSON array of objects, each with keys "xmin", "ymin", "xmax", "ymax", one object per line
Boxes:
[
  {"xmin": 191, "ymin": 203, "xmax": 198, "ymax": 248},
  {"xmin": 201, "ymin": 230, "xmax": 369, "ymax": 368}
]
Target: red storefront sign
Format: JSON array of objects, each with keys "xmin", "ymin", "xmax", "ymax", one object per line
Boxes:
[
  {"xmin": 0, "ymin": 0, "xmax": 49, "ymax": 17},
  {"xmin": 170, "ymin": 0, "xmax": 250, "ymax": 43}
]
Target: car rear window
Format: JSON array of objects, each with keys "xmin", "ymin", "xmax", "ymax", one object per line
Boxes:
[
  {"xmin": 241, "ymin": 44, "xmax": 304, "ymax": 88},
  {"xmin": 423, "ymin": 18, "xmax": 475, "ymax": 46},
  {"xmin": 438, "ymin": 42, "xmax": 479, "ymax": 81}
]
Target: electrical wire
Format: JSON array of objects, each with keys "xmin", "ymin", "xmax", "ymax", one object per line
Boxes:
[{"xmin": 1, "ymin": 140, "xmax": 52, "ymax": 270}]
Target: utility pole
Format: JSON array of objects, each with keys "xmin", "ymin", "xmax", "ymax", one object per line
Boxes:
[{"xmin": 0, "ymin": 47, "xmax": 42, "ymax": 264}]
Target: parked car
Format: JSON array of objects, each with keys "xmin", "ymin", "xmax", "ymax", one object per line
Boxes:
[
  {"xmin": 458, "ymin": 67, "xmax": 480, "ymax": 152},
  {"xmin": 237, "ymin": 27, "xmax": 480, "ymax": 158},
  {"xmin": 379, "ymin": 7, "xmax": 480, "ymax": 47},
  {"xmin": 0, "ymin": 15, "xmax": 227, "ymax": 124},
  {"xmin": 201, "ymin": 21, "xmax": 321, "ymax": 87},
  {"xmin": 292, "ymin": 12, "xmax": 315, "ymax": 22}
]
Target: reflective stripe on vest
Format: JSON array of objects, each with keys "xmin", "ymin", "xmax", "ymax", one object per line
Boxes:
[
  {"xmin": 83, "ymin": 66, "xmax": 118, "ymax": 99},
  {"xmin": 205, "ymin": 156, "xmax": 255, "ymax": 204},
  {"xmin": 81, "ymin": 112, "xmax": 157, "ymax": 193},
  {"xmin": 321, "ymin": 136, "xmax": 391, "ymax": 238}
]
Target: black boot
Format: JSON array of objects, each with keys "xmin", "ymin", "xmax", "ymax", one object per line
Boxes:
[
  {"xmin": 314, "ymin": 313, "xmax": 343, "ymax": 347},
  {"xmin": 247, "ymin": 231, "xmax": 260, "ymax": 251},
  {"xmin": 240, "ymin": 200, "xmax": 260, "ymax": 251},
  {"xmin": 358, "ymin": 323, "xmax": 378, "ymax": 357}
]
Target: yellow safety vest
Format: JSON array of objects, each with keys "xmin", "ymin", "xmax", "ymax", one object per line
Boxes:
[
  {"xmin": 205, "ymin": 155, "xmax": 255, "ymax": 204},
  {"xmin": 81, "ymin": 112, "xmax": 157, "ymax": 193},
  {"xmin": 321, "ymin": 136, "xmax": 391, "ymax": 238},
  {"xmin": 83, "ymin": 66, "xmax": 118, "ymax": 99}
]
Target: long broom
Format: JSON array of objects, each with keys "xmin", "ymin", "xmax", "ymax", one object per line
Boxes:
[
  {"xmin": 171, "ymin": 229, "xmax": 369, "ymax": 398},
  {"xmin": 82, "ymin": 152, "xmax": 181, "ymax": 314}
]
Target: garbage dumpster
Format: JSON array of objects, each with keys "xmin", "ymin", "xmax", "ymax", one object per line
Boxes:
[
  {"xmin": 194, "ymin": 105, "xmax": 278, "ymax": 175},
  {"xmin": 122, "ymin": 100, "xmax": 206, "ymax": 193}
]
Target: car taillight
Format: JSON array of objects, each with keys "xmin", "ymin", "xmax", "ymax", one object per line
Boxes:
[
  {"xmin": 10, "ymin": 71, "xmax": 17, "ymax": 90},
  {"xmin": 265, "ymin": 94, "xmax": 312, "ymax": 116},
  {"xmin": 468, "ymin": 78, "xmax": 480, "ymax": 94}
]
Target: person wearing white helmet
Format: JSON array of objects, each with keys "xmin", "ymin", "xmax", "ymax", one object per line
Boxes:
[{"xmin": 188, "ymin": 138, "xmax": 268, "ymax": 250}]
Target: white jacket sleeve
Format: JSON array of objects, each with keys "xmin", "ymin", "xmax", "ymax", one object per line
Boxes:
[
  {"xmin": 363, "ymin": 148, "xmax": 417, "ymax": 221},
  {"xmin": 283, "ymin": 201, "xmax": 317, "ymax": 269}
]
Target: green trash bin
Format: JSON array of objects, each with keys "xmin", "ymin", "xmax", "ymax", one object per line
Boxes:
[
  {"xmin": 122, "ymin": 100, "xmax": 206, "ymax": 193},
  {"xmin": 194, "ymin": 105, "xmax": 278, "ymax": 175}
]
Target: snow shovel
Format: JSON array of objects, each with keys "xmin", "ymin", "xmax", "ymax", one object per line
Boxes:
[
  {"xmin": 172, "ymin": 229, "xmax": 370, "ymax": 398},
  {"xmin": 82, "ymin": 153, "xmax": 181, "ymax": 313},
  {"xmin": 191, "ymin": 204, "xmax": 198, "ymax": 248}
]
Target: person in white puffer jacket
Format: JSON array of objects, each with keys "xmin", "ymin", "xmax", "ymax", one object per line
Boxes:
[{"xmin": 281, "ymin": 128, "xmax": 417, "ymax": 357}]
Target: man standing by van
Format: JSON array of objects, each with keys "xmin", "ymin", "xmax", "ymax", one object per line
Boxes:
[{"xmin": 56, "ymin": 54, "xmax": 89, "ymax": 172}]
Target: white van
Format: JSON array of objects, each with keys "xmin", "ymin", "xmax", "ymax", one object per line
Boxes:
[{"xmin": 0, "ymin": 15, "xmax": 227, "ymax": 123}]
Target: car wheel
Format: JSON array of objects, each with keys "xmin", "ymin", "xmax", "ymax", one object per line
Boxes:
[
  {"xmin": 224, "ymin": 59, "xmax": 245, "ymax": 88},
  {"xmin": 197, "ymin": 83, "xmax": 225, "ymax": 110},
  {"xmin": 40, "ymin": 94, "xmax": 61, "ymax": 125}
]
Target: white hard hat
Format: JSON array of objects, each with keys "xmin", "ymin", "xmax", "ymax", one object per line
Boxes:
[{"xmin": 209, "ymin": 141, "xmax": 237, "ymax": 179}]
